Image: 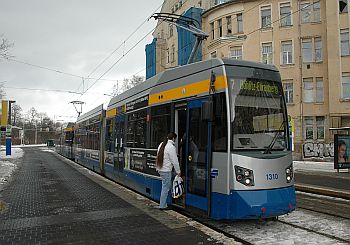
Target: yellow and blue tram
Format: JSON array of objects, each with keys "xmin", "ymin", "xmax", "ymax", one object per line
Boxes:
[
  {"xmin": 56, "ymin": 58, "xmax": 296, "ymax": 220},
  {"xmin": 54, "ymin": 122, "xmax": 74, "ymax": 160}
]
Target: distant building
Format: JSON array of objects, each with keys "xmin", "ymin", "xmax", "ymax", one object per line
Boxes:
[{"xmin": 145, "ymin": 0, "xmax": 350, "ymax": 160}]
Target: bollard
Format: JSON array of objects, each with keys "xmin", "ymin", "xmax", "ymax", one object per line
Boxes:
[{"xmin": 5, "ymin": 137, "xmax": 11, "ymax": 156}]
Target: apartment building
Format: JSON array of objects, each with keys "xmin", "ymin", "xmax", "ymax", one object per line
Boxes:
[{"xmin": 146, "ymin": 0, "xmax": 350, "ymax": 160}]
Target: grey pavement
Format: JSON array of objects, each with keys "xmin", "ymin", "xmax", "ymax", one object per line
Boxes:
[{"xmin": 0, "ymin": 147, "xmax": 227, "ymax": 244}]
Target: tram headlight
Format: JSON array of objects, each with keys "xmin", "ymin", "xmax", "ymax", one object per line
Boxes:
[
  {"xmin": 285, "ymin": 164, "xmax": 293, "ymax": 183},
  {"xmin": 234, "ymin": 166, "xmax": 255, "ymax": 186}
]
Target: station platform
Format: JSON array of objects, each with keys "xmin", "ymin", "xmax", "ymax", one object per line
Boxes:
[{"xmin": 0, "ymin": 147, "xmax": 234, "ymax": 244}]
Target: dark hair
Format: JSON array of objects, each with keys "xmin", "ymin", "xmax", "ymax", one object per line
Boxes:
[
  {"xmin": 156, "ymin": 132, "xmax": 177, "ymax": 168},
  {"xmin": 339, "ymin": 140, "xmax": 346, "ymax": 148}
]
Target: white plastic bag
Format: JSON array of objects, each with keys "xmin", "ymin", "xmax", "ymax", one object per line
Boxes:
[{"xmin": 172, "ymin": 175, "xmax": 184, "ymax": 199}]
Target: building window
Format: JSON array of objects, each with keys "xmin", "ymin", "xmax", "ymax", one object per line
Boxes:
[
  {"xmin": 304, "ymin": 117, "xmax": 314, "ymax": 140},
  {"xmin": 300, "ymin": 1, "xmax": 311, "ymax": 23},
  {"xmin": 237, "ymin": 13, "xmax": 243, "ymax": 33},
  {"xmin": 313, "ymin": 1, "xmax": 321, "ymax": 22},
  {"xmin": 303, "ymin": 78, "xmax": 314, "ymax": 103},
  {"xmin": 215, "ymin": 0, "xmax": 226, "ymax": 5},
  {"xmin": 315, "ymin": 37, "xmax": 322, "ymax": 62},
  {"xmin": 283, "ymin": 81, "xmax": 293, "ymax": 103},
  {"xmin": 226, "ymin": 16, "xmax": 232, "ymax": 34},
  {"xmin": 339, "ymin": 0, "xmax": 348, "ymax": 13},
  {"xmin": 302, "ymin": 39, "xmax": 312, "ymax": 63},
  {"xmin": 166, "ymin": 48, "xmax": 170, "ymax": 63},
  {"xmin": 171, "ymin": 44, "xmax": 175, "ymax": 62},
  {"xmin": 218, "ymin": 19, "xmax": 223, "ymax": 37},
  {"xmin": 316, "ymin": 78, "xmax": 324, "ymax": 103},
  {"xmin": 301, "ymin": 1, "xmax": 321, "ymax": 23},
  {"xmin": 262, "ymin": 42, "xmax": 273, "ymax": 64},
  {"xmin": 169, "ymin": 24, "xmax": 173, "ymax": 38},
  {"xmin": 210, "ymin": 22, "xmax": 214, "ymax": 39},
  {"xmin": 230, "ymin": 46, "xmax": 242, "ymax": 59},
  {"xmin": 281, "ymin": 41, "xmax": 293, "ymax": 64},
  {"xmin": 342, "ymin": 73, "xmax": 350, "ymax": 99},
  {"xmin": 341, "ymin": 30, "xmax": 350, "ymax": 56},
  {"xmin": 261, "ymin": 6, "xmax": 272, "ymax": 29},
  {"xmin": 211, "ymin": 51, "xmax": 217, "ymax": 58},
  {"xmin": 280, "ymin": 2, "xmax": 292, "ymax": 27},
  {"xmin": 316, "ymin": 116, "xmax": 325, "ymax": 139}
]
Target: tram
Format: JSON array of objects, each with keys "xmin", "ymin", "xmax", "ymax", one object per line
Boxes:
[
  {"xmin": 54, "ymin": 122, "xmax": 74, "ymax": 160},
  {"xmin": 59, "ymin": 58, "xmax": 296, "ymax": 220}
]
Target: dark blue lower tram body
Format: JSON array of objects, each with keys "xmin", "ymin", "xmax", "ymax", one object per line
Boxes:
[{"xmin": 92, "ymin": 158, "xmax": 296, "ymax": 220}]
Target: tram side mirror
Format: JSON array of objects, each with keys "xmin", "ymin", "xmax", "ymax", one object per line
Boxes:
[{"xmin": 201, "ymin": 100, "xmax": 214, "ymax": 122}]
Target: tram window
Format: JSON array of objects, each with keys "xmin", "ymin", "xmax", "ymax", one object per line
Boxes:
[
  {"xmin": 150, "ymin": 104, "xmax": 171, "ymax": 148},
  {"xmin": 212, "ymin": 94, "xmax": 228, "ymax": 151},
  {"xmin": 105, "ymin": 118, "xmax": 114, "ymax": 152},
  {"xmin": 126, "ymin": 109, "xmax": 147, "ymax": 148}
]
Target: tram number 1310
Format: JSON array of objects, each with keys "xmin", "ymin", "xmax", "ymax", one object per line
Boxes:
[{"xmin": 266, "ymin": 173, "xmax": 279, "ymax": 180}]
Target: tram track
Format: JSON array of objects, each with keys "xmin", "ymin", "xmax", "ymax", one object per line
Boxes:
[
  {"xmin": 174, "ymin": 202, "xmax": 350, "ymax": 244},
  {"xmin": 173, "ymin": 206, "xmax": 350, "ymax": 244},
  {"xmin": 296, "ymin": 191, "xmax": 350, "ymax": 220},
  {"xmin": 277, "ymin": 219, "xmax": 350, "ymax": 244}
]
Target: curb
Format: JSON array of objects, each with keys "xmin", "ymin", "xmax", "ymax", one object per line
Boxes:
[{"xmin": 295, "ymin": 184, "xmax": 350, "ymax": 200}]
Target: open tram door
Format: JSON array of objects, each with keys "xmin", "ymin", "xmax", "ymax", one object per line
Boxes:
[{"xmin": 175, "ymin": 99, "xmax": 212, "ymax": 214}]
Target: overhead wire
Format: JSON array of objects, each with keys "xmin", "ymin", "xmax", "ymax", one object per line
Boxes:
[
  {"xmin": 3, "ymin": 85, "xmax": 107, "ymax": 95},
  {"xmin": 61, "ymin": 2, "xmax": 164, "ymax": 116},
  {"xmin": 61, "ymin": 0, "xmax": 313, "ymax": 117}
]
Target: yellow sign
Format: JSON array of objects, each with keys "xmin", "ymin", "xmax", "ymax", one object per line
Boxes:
[{"xmin": 1, "ymin": 100, "xmax": 8, "ymax": 127}]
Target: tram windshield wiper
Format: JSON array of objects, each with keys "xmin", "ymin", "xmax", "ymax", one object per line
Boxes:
[{"xmin": 263, "ymin": 122, "xmax": 285, "ymax": 154}]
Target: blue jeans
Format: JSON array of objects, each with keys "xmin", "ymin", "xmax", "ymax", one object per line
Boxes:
[{"xmin": 159, "ymin": 171, "xmax": 172, "ymax": 208}]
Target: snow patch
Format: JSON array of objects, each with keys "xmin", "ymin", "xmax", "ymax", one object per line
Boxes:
[{"xmin": 0, "ymin": 148, "xmax": 23, "ymax": 186}]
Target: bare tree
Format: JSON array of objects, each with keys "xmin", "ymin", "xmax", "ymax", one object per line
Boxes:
[
  {"xmin": 121, "ymin": 75, "xmax": 145, "ymax": 92},
  {"xmin": 0, "ymin": 35, "xmax": 14, "ymax": 60},
  {"xmin": 27, "ymin": 107, "xmax": 38, "ymax": 128},
  {"xmin": 11, "ymin": 104, "xmax": 22, "ymax": 126}
]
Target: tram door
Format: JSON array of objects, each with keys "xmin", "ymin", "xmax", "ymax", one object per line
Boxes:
[
  {"xmin": 115, "ymin": 114, "xmax": 125, "ymax": 177},
  {"xmin": 175, "ymin": 106, "xmax": 187, "ymax": 207},
  {"xmin": 185, "ymin": 99, "xmax": 211, "ymax": 212}
]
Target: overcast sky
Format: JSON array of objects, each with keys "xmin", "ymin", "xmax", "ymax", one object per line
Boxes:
[{"xmin": 0, "ymin": 0, "xmax": 163, "ymax": 121}]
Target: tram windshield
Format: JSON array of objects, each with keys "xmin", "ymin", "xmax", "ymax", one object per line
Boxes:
[{"xmin": 229, "ymin": 77, "xmax": 288, "ymax": 151}]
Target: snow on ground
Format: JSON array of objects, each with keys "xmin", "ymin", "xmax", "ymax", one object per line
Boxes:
[
  {"xmin": 210, "ymin": 208, "xmax": 349, "ymax": 245},
  {"xmin": 280, "ymin": 209, "xmax": 350, "ymax": 242},
  {"xmin": 0, "ymin": 148, "xmax": 24, "ymax": 187},
  {"xmin": 12, "ymin": 144, "xmax": 46, "ymax": 148}
]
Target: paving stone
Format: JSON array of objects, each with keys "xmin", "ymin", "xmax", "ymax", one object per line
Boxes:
[{"xmin": 0, "ymin": 148, "xmax": 219, "ymax": 244}]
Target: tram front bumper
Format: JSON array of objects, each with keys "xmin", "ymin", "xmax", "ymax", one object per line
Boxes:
[{"xmin": 211, "ymin": 186, "xmax": 296, "ymax": 220}]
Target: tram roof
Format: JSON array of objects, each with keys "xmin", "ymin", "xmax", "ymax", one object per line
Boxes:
[
  {"xmin": 76, "ymin": 104, "xmax": 104, "ymax": 124},
  {"xmin": 107, "ymin": 58, "xmax": 278, "ymax": 110}
]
